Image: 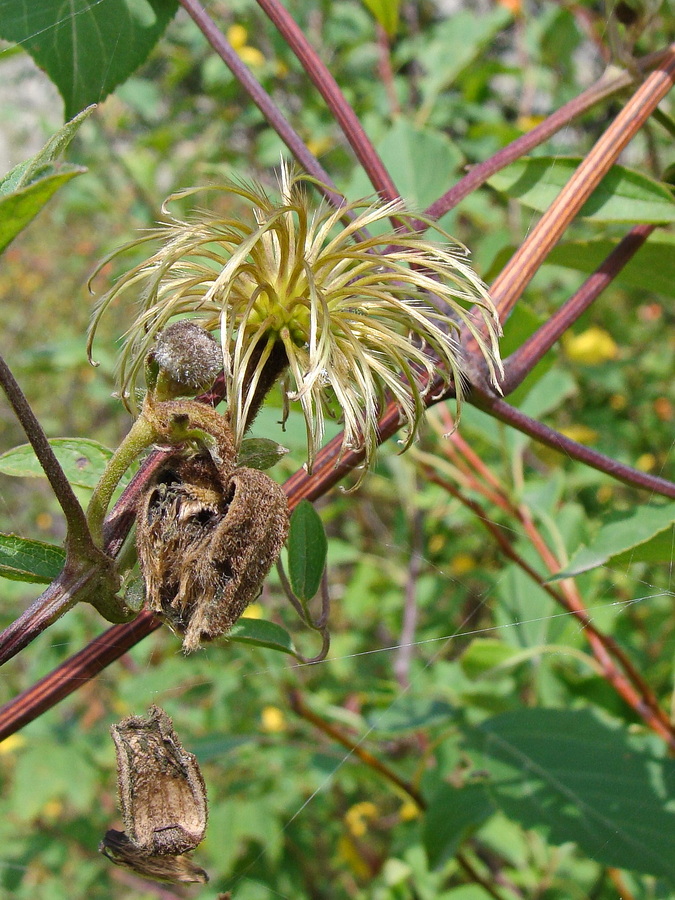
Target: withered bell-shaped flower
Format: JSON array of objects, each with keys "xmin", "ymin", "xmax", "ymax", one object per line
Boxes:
[
  {"xmin": 89, "ymin": 164, "xmax": 502, "ymax": 476},
  {"xmin": 101, "ymin": 705, "xmax": 209, "ymax": 884}
]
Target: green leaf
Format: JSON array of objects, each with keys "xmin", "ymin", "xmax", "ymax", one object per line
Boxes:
[
  {"xmin": 519, "ymin": 368, "xmax": 577, "ymax": 420},
  {"xmin": 416, "ymin": 8, "xmax": 512, "ymax": 124},
  {"xmin": 0, "ymin": 167, "xmax": 85, "ymax": 255},
  {"xmin": 227, "ymin": 618, "xmax": 296, "ymax": 655},
  {"xmin": 467, "ymin": 708, "xmax": 675, "ymax": 882},
  {"xmin": 546, "ymin": 235, "xmax": 675, "ymax": 299},
  {"xmin": 0, "ymin": 106, "xmax": 93, "ymax": 253},
  {"xmin": 424, "ymin": 783, "xmax": 496, "ymax": 869},
  {"xmin": 11, "ymin": 740, "xmax": 98, "ymax": 821},
  {"xmin": 0, "ymin": 0, "xmax": 178, "ymax": 119},
  {"xmin": 0, "ymin": 533, "xmax": 65, "ymax": 584},
  {"xmin": 237, "ymin": 438, "xmax": 289, "ymax": 470},
  {"xmin": 188, "ymin": 734, "xmax": 255, "ymax": 764},
  {"xmin": 346, "ymin": 120, "xmax": 463, "ymax": 216},
  {"xmin": 0, "ymin": 106, "xmax": 94, "ymax": 196},
  {"xmin": 361, "ymin": 0, "xmax": 400, "ymax": 37},
  {"xmin": 287, "ymin": 500, "xmax": 328, "ymax": 602},
  {"xmin": 0, "ymin": 438, "xmax": 118, "ymax": 490},
  {"xmin": 368, "ymin": 698, "xmax": 456, "ymax": 735},
  {"xmin": 488, "ymin": 157, "xmax": 675, "ymax": 223},
  {"xmin": 460, "ymin": 639, "xmax": 522, "ymax": 680},
  {"xmin": 550, "ymin": 502, "xmax": 675, "ymax": 580}
]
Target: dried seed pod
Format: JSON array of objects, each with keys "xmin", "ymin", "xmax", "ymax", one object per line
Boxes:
[
  {"xmin": 100, "ymin": 829, "xmax": 209, "ymax": 884},
  {"xmin": 101, "ymin": 706, "xmax": 209, "ymax": 884},
  {"xmin": 111, "ymin": 706, "xmax": 208, "ymax": 855},
  {"xmin": 137, "ymin": 451, "xmax": 290, "ymax": 653}
]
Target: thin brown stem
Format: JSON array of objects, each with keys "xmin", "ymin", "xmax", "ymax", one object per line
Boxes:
[
  {"xmin": 420, "ymin": 47, "xmax": 673, "ymax": 224},
  {"xmin": 0, "ymin": 569, "xmax": 95, "ymax": 667},
  {"xmin": 255, "ymin": 0, "xmax": 401, "ymax": 205},
  {"xmin": 456, "ymin": 851, "xmax": 517, "ymax": 900},
  {"xmin": 394, "ymin": 506, "xmax": 423, "ymax": 689},
  {"xmin": 488, "ymin": 47, "xmax": 675, "ymax": 323},
  {"xmin": 1, "ymin": 365, "xmax": 674, "ymax": 738},
  {"xmin": 500, "ymin": 224, "xmax": 656, "ymax": 394},
  {"xmin": 0, "ymin": 352, "xmax": 94, "ymax": 553},
  {"xmin": 287, "ymin": 689, "xmax": 425, "ymax": 808},
  {"xmin": 421, "ymin": 468, "xmax": 675, "ymax": 750},
  {"xmin": 0, "ymin": 612, "xmax": 161, "ymax": 740},
  {"xmin": 470, "ymin": 392, "xmax": 675, "ymax": 499},
  {"xmin": 376, "ymin": 24, "xmax": 400, "ymax": 116},
  {"xmin": 176, "ymin": 0, "xmax": 344, "ymax": 210}
]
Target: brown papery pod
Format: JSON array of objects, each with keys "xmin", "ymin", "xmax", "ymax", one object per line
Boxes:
[
  {"xmin": 137, "ymin": 450, "xmax": 290, "ymax": 653},
  {"xmin": 110, "ymin": 705, "xmax": 207, "ymax": 855},
  {"xmin": 101, "ymin": 706, "xmax": 208, "ymax": 884}
]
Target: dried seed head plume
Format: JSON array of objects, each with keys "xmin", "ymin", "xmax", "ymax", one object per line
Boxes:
[{"xmin": 89, "ymin": 165, "xmax": 502, "ymax": 477}]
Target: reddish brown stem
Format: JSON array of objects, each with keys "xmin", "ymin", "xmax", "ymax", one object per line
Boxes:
[
  {"xmin": 488, "ymin": 47, "xmax": 675, "ymax": 323},
  {"xmin": 500, "ymin": 224, "xmax": 656, "ymax": 394},
  {"xmin": 0, "ymin": 612, "xmax": 161, "ymax": 739},
  {"xmin": 470, "ymin": 393, "xmax": 675, "ymax": 499},
  {"xmin": 421, "ymin": 47, "xmax": 673, "ymax": 224},
  {"xmin": 255, "ymin": 0, "xmax": 401, "ymax": 205},
  {"xmin": 176, "ymin": 0, "xmax": 344, "ymax": 210},
  {"xmin": 2, "ymin": 363, "xmax": 674, "ymax": 739},
  {"xmin": 0, "ymin": 353, "xmax": 97, "ymax": 555},
  {"xmin": 288, "ymin": 689, "xmax": 425, "ymax": 808}
]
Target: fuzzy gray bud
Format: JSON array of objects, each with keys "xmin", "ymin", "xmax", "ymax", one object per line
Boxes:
[{"xmin": 152, "ymin": 321, "xmax": 222, "ymax": 396}]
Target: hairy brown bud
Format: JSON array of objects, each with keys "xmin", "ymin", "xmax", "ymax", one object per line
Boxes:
[
  {"xmin": 137, "ymin": 449, "xmax": 290, "ymax": 653},
  {"xmin": 100, "ymin": 706, "xmax": 209, "ymax": 884}
]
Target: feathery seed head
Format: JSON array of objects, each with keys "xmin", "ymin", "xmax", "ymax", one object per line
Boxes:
[{"xmin": 89, "ymin": 165, "xmax": 502, "ymax": 476}]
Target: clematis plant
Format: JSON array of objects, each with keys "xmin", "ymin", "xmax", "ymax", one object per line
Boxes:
[{"xmin": 88, "ymin": 165, "xmax": 503, "ymax": 476}]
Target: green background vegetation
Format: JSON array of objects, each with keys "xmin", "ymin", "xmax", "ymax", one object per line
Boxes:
[{"xmin": 0, "ymin": 1, "xmax": 674, "ymax": 898}]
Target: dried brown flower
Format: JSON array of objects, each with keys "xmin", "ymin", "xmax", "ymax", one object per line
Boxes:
[
  {"xmin": 100, "ymin": 829, "xmax": 209, "ymax": 884},
  {"xmin": 100, "ymin": 706, "xmax": 209, "ymax": 884},
  {"xmin": 137, "ymin": 444, "xmax": 290, "ymax": 652}
]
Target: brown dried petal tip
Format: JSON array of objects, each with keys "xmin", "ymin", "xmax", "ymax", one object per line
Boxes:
[
  {"xmin": 137, "ymin": 451, "xmax": 290, "ymax": 653},
  {"xmin": 100, "ymin": 829, "xmax": 209, "ymax": 885},
  {"xmin": 100, "ymin": 706, "xmax": 209, "ymax": 884}
]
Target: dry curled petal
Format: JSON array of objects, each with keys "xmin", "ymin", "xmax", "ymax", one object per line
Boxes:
[{"xmin": 100, "ymin": 829, "xmax": 209, "ymax": 884}]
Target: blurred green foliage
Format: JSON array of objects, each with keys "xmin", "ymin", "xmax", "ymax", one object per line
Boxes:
[{"xmin": 0, "ymin": 0, "xmax": 674, "ymax": 898}]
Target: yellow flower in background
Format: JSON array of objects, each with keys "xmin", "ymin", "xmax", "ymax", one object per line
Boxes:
[
  {"xmin": 242, "ymin": 602, "xmax": 263, "ymax": 619},
  {"xmin": 636, "ymin": 453, "xmax": 656, "ymax": 472},
  {"xmin": 0, "ymin": 734, "xmax": 25, "ymax": 755},
  {"xmin": 89, "ymin": 165, "xmax": 502, "ymax": 479},
  {"xmin": 610, "ymin": 393, "xmax": 627, "ymax": 411},
  {"xmin": 261, "ymin": 706, "xmax": 286, "ymax": 732},
  {"xmin": 227, "ymin": 25, "xmax": 265, "ymax": 68},
  {"xmin": 563, "ymin": 326, "xmax": 618, "ymax": 365},
  {"xmin": 558, "ymin": 424, "xmax": 598, "ymax": 445},
  {"xmin": 227, "ymin": 24, "xmax": 248, "ymax": 48},
  {"xmin": 344, "ymin": 801, "xmax": 378, "ymax": 837},
  {"xmin": 450, "ymin": 553, "xmax": 477, "ymax": 576},
  {"xmin": 337, "ymin": 835, "xmax": 371, "ymax": 879},
  {"xmin": 398, "ymin": 800, "xmax": 421, "ymax": 822}
]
